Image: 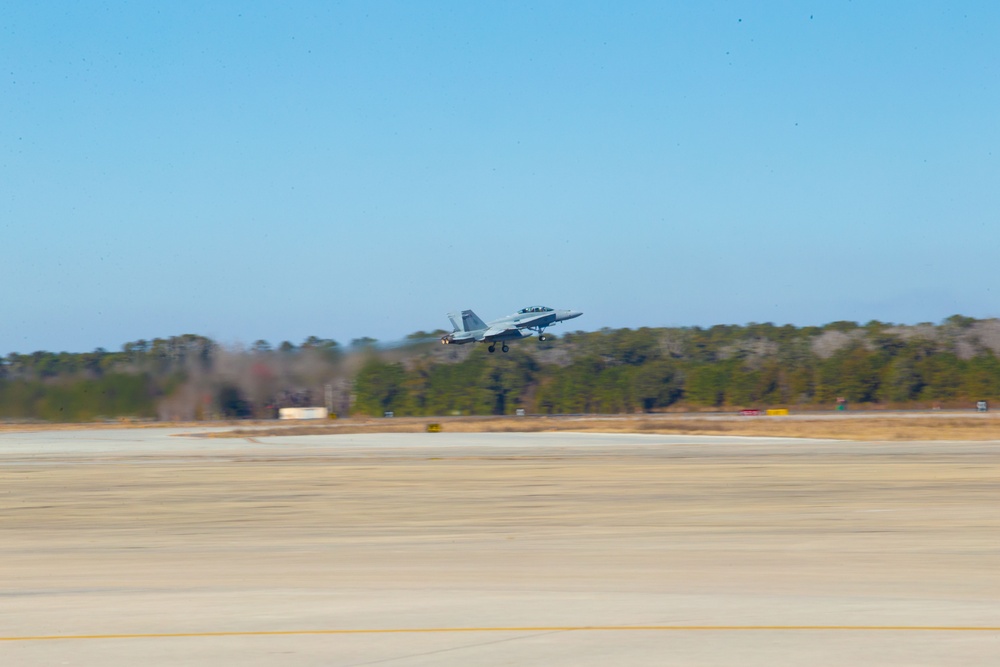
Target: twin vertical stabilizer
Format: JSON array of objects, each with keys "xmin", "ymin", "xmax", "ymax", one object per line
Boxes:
[{"xmin": 448, "ymin": 310, "xmax": 487, "ymax": 332}]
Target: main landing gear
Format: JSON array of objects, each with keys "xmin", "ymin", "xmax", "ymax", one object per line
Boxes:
[{"xmin": 487, "ymin": 343, "xmax": 510, "ymax": 353}]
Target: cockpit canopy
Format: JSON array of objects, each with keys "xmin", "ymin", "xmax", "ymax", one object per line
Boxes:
[{"xmin": 517, "ymin": 306, "xmax": 554, "ymax": 314}]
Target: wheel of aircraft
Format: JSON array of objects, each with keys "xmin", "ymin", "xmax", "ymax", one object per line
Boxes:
[
  {"xmin": 539, "ymin": 335, "xmax": 546, "ymax": 341},
  {"xmin": 502, "ymin": 344, "xmax": 510, "ymax": 353},
  {"xmin": 488, "ymin": 344, "xmax": 496, "ymax": 353}
]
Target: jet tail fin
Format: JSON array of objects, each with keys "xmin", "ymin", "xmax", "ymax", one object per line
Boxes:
[
  {"xmin": 461, "ymin": 310, "xmax": 488, "ymax": 332},
  {"xmin": 448, "ymin": 310, "xmax": 487, "ymax": 332}
]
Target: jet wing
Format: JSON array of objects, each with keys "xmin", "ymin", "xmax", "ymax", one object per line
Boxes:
[{"xmin": 482, "ymin": 326, "xmax": 519, "ymax": 340}]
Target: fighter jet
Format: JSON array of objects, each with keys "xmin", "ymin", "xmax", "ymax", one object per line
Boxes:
[{"xmin": 440, "ymin": 306, "xmax": 583, "ymax": 353}]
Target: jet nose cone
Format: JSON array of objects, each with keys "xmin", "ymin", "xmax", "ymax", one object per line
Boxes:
[{"xmin": 563, "ymin": 310, "xmax": 583, "ymax": 320}]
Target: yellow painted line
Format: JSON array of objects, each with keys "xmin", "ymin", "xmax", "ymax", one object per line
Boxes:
[{"xmin": 3, "ymin": 625, "xmax": 1000, "ymax": 642}]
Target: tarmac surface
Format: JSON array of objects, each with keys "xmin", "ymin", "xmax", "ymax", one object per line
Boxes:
[{"xmin": 2, "ymin": 427, "xmax": 1000, "ymax": 665}]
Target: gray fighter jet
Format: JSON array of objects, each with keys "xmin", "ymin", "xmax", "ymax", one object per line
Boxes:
[{"xmin": 440, "ymin": 306, "xmax": 583, "ymax": 353}]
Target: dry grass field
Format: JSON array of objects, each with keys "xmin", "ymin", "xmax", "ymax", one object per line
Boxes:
[
  {"xmin": 207, "ymin": 412, "xmax": 1000, "ymax": 442},
  {"xmin": 5, "ymin": 411, "xmax": 1000, "ymax": 442}
]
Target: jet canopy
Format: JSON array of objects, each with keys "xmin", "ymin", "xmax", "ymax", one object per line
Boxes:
[{"xmin": 517, "ymin": 306, "xmax": 554, "ymax": 314}]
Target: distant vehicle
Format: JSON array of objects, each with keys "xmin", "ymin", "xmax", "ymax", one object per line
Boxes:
[{"xmin": 440, "ymin": 306, "xmax": 583, "ymax": 353}]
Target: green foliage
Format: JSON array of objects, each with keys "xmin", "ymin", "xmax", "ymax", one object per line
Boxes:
[
  {"xmin": 353, "ymin": 358, "xmax": 408, "ymax": 416},
  {"xmin": 882, "ymin": 356, "xmax": 924, "ymax": 402},
  {"xmin": 0, "ymin": 374, "xmax": 156, "ymax": 422},
  {"xmin": 945, "ymin": 314, "xmax": 976, "ymax": 329},
  {"xmin": 421, "ymin": 355, "xmax": 491, "ymax": 415},
  {"xmin": 301, "ymin": 336, "xmax": 341, "ymax": 361},
  {"xmin": 683, "ymin": 364, "xmax": 726, "ymax": 407},
  {"xmin": 961, "ymin": 355, "xmax": 1000, "ymax": 398},
  {"xmin": 825, "ymin": 320, "xmax": 860, "ymax": 333},
  {"xmin": 633, "ymin": 359, "xmax": 683, "ymax": 412},
  {"xmin": 482, "ymin": 354, "xmax": 536, "ymax": 415}
]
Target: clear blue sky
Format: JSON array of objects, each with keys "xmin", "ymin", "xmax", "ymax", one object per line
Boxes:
[{"xmin": 2, "ymin": 2, "xmax": 998, "ymax": 354}]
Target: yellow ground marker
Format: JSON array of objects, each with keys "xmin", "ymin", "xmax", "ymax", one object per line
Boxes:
[{"xmin": 3, "ymin": 625, "xmax": 999, "ymax": 642}]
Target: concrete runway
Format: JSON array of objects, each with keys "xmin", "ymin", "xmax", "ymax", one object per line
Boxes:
[{"xmin": 2, "ymin": 428, "xmax": 1000, "ymax": 665}]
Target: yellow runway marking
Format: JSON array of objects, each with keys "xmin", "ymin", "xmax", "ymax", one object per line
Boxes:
[{"xmin": 3, "ymin": 626, "xmax": 1000, "ymax": 642}]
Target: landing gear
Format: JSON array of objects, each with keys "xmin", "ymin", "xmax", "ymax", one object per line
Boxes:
[
  {"xmin": 488, "ymin": 344, "xmax": 496, "ymax": 353},
  {"xmin": 502, "ymin": 344, "xmax": 509, "ymax": 353},
  {"xmin": 539, "ymin": 335, "xmax": 546, "ymax": 341}
]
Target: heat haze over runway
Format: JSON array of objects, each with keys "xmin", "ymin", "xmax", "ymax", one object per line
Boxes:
[{"xmin": 2, "ymin": 428, "xmax": 999, "ymax": 665}]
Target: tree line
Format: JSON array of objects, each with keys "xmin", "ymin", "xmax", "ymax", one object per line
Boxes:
[
  {"xmin": 354, "ymin": 316, "xmax": 1000, "ymax": 415},
  {"xmin": 2, "ymin": 316, "xmax": 1000, "ymax": 422}
]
